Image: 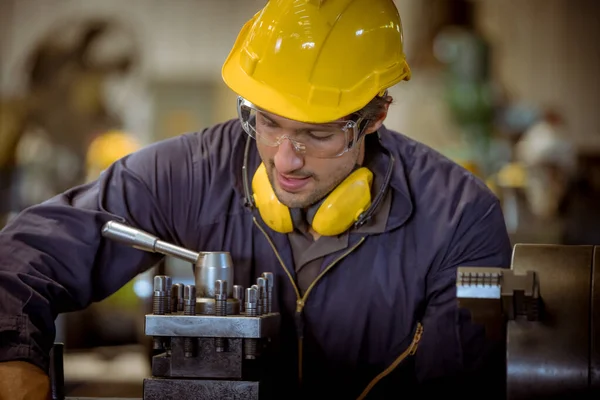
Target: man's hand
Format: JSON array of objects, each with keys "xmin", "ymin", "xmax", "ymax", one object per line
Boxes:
[{"xmin": 0, "ymin": 361, "xmax": 50, "ymax": 400}]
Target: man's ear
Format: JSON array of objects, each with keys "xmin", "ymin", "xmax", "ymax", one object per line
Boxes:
[{"xmin": 364, "ymin": 96, "xmax": 391, "ymax": 134}]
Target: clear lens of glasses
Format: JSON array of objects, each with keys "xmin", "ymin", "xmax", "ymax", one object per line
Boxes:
[{"xmin": 237, "ymin": 97, "xmax": 363, "ymax": 158}]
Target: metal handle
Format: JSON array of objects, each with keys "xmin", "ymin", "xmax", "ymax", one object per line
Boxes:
[
  {"xmin": 101, "ymin": 221, "xmax": 200, "ymax": 264},
  {"xmin": 49, "ymin": 343, "xmax": 65, "ymax": 400}
]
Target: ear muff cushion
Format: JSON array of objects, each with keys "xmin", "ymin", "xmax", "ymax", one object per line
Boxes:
[
  {"xmin": 311, "ymin": 167, "xmax": 373, "ymax": 236},
  {"xmin": 252, "ymin": 163, "xmax": 293, "ymax": 233}
]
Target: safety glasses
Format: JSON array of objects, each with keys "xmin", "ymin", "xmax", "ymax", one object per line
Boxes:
[{"xmin": 237, "ymin": 97, "xmax": 367, "ymax": 159}]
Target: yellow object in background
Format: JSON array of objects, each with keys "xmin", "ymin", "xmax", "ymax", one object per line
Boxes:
[
  {"xmin": 497, "ymin": 162, "xmax": 527, "ymax": 188},
  {"xmin": 457, "ymin": 160, "xmax": 482, "ymax": 178},
  {"xmin": 86, "ymin": 130, "xmax": 142, "ymax": 181},
  {"xmin": 85, "ymin": 130, "xmax": 143, "ymax": 309}
]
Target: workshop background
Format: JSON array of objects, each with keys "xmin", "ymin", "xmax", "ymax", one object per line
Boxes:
[{"xmin": 1, "ymin": 0, "xmax": 599, "ymax": 397}]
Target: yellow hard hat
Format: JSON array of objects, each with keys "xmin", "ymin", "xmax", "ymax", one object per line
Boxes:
[
  {"xmin": 222, "ymin": 0, "xmax": 411, "ymax": 123},
  {"xmin": 86, "ymin": 130, "xmax": 142, "ymax": 171}
]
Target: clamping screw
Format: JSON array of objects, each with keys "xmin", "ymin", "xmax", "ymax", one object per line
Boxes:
[
  {"xmin": 244, "ymin": 287, "xmax": 259, "ymax": 359},
  {"xmin": 214, "ymin": 280, "xmax": 228, "ymax": 352},
  {"xmin": 183, "ymin": 284, "xmax": 197, "ymax": 357}
]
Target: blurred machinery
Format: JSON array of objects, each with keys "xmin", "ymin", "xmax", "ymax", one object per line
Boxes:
[
  {"xmin": 434, "ymin": 0, "xmax": 497, "ymax": 176},
  {"xmin": 0, "ymin": 18, "xmax": 138, "ymax": 226},
  {"xmin": 457, "ymin": 244, "xmax": 599, "ymax": 399}
]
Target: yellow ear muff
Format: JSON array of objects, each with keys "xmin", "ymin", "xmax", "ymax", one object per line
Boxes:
[
  {"xmin": 311, "ymin": 167, "xmax": 373, "ymax": 236},
  {"xmin": 251, "ymin": 163, "xmax": 294, "ymax": 233},
  {"xmin": 251, "ymin": 163, "xmax": 373, "ymax": 236}
]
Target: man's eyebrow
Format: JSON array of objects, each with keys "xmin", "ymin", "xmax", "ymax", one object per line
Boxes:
[{"xmin": 262, "ymin": 113, "xmax": 279, "ymax": 125}]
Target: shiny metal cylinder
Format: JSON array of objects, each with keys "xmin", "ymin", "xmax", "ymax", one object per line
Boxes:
[
  {"xmin": 183, "ymin": 284, "xmax": 197, "ymax": 358},
  {"xmin": 194, "ymin": 252, "xmax": 233, "ymax": 298},
  {"xmin": 164, "ymin": 276, "xmax": 172, "ymax": 314},
  {"xmin": 171, "ymin": 283, "xmax": 184, "ymax": 313},
  {"xmin": 154, "ymin": 241, "xmax": 199, "ymax": 264},
  {"xmin": 244, "ymin": 287, "xmax": 259, "ymax": 359},
  {"xmin": 214, "ymin": 280, "xmax": 228, "ymax": 316},
  {"xmin": 101, "ymin": 221, "xmax": 199, "ymax": 264},
  {"xmin": 183, "ymin": 285, "xmax": 197, "ymax": 315},
  {"xmin": 245, "ymin": 287, "xmax": 258, "ymax": 317},
  {"xmin": 102, "ymin": 221, "xmax": 158, "ymax": 252},
  {"xmin": 233, "ymin": 285, "xmax": 244, "ymax": 313},
  {"xmin": 261, "ymin": 272, "xmax": 274, "ymax": 313},
  {"xmin": 214, "ymin": 280, "xmax": 228, "ymax": 353},
  {"xmin": 257, "ymin": 277, "xmax": 267, "ymax": 316},
  {"xmin": 153, "ymin": 276, "xmax": 168, "ymax": 315}
]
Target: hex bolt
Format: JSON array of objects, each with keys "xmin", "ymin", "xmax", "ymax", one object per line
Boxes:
[
  {"xmin": 164, "ymin": 276, "xmax": 172, "ymax": 314},
  {"xmin": 244, "ymin": 287, "xmax": 259, "ymax": 359},
  {"xmin": 245, "ymin": 287, "xmax": 258, "ymax": 317},
  {"xmin": 184, "ymin": 284, "xmax": 197, "ymax": 315},
  {"xmin": 252, "ymin": 284, "xmax": 261, "ymax": 315},
  {"xmin": 214, "ymin": 280, "xmax": 228, "ymax": 352},
  {"xmin": 152, "ymin": 276, "xmax": 168, "ymax": 351},
  {"xmin": 171, "ymin": 283, "xmax": 184, "ymax": 313},
  {"xmin": 214, "ymin": 280, "xmax": 228, "ymax": 315},
  {"xmin": 233, "ymin": 285, "xmax": 244, "ymax": 313},
  {"xmin": 261, "ymin": 272, "xmax": 274, "ymax": 314},
  {"xmin": 183, "ymin": 284, "xmax": 197, "ymax": 358},
  {"xmin": 257, "ymin": 277, "xmax": 267, "ymax": 316},
  {"xmin": 153, "ymin": 276, "xmax": 168, "ymax": 315}
]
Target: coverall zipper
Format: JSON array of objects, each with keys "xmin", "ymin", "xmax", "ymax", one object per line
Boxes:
[{"xmin": 253, "ymin": 217, "xmax": 423, "ymax": 398}]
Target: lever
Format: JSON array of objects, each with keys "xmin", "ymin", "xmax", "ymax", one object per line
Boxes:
[{"xmin": 101, "ymin": 221, "xmax": 199, "ymax": 264}]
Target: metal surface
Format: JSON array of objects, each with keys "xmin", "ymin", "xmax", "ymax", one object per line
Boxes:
[
  {"xmin": 501, "ymin": 270, "xmax": 540, "ymax": 321},
  {"xmin": 101, "ymin": 221, "xmax": 199, "ymax": 264},
  {"xmin": 66, "ymin": 398, "xmax": 140, "ymax": 400},
  {"xmin": 507, "ymin": 244, "xmax": 594, "ymax": 399},
  {"xmin": 195, "ymin": 252, "xmax": 234, "ymax": 298},
  {"xmin": 152, "ymin": 338, "xmax": 245, "ymax": 379},
  {"xmin": 456, "ymin": 267, "xmax": 505, "ymax": 342},
  {"xmin": 196, "ymin": 297, "xmax": 240, "ymax": 315},
  {"xmin": 143, "ymin": 378, "xmax": 259, "ymax": 400},
  {"xmin": 457, "ymin": 267, "xmax": 541, "ymax": 320},
  {"xmin": 145, "ymin": 314, "xmax": 280, "ymax": 338}
]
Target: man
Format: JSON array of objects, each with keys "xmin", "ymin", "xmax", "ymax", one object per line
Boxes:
[{"xmin": 0, "ymin": 1, "xmax": 511, "ymax": 399}]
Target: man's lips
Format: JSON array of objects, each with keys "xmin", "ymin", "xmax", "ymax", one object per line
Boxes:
[{"xmin": 276, "ymin": 172, "xmax": 311, "ymax": 192}]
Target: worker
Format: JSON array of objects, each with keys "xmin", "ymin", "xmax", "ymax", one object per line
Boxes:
[{"xmin": 0, "ymin": 1, "xmax": 511, "ymax": 399}]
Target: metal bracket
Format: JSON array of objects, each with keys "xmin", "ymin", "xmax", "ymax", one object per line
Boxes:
[
  {"xmin": 457, "ymin": 267, "xmax": 542, "ymax": 321},
  {"xmin": 145, "ymin": 313, "xmax": 281, "ymax": 338}
]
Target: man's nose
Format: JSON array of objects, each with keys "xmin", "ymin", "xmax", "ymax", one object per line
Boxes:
[{"xmin": 273, "ymin": 138, "xmax": 304, "ymax": 174}]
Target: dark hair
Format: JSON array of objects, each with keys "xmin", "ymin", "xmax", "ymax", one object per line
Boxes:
[{"xmin": 352, "ymin": 93, "xmax": 393, "ymax": 122}]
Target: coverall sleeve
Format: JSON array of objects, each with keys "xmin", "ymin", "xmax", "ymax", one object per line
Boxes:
[
  {"xmin": 0, "ymin": 134, "xmax": 199, "ymax": 373},
  {"xmin": 415, "ymin": 195, "xmax": 512, "ymax": 398}
]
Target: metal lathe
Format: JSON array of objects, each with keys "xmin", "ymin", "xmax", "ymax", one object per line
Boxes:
[{"xmin": 52, "ymin": 222, "xmax": 599, "ymax": 399}]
